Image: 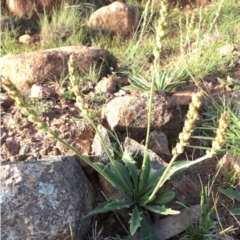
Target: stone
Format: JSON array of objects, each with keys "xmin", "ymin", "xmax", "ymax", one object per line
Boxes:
[
  {"xmin": 0, "ymin": 93, "xmax": 15, "ymax": 109},
  {"xmin": 30, "ymin": 84, "xmax": 56, "ymax": 98},
  {"xmin": 1, "ymin": 140, "xmax": 21, "ymax": 161},
  {"xmin": 18, "ymin": 34, "xmax": 41, "ymax": 45},
  {"xmin": 162, "ymin": 171, "xmax": 200, "ymax": 206},
  {"xmin": 91, "ymin": 125, "xmax": 115, "ymax": 163},
  {"xmin": 3, "ymin": 0, "xmax": 63, "ymax": 18},
  {"xmin": 95, "ymin": 76, "xmax": 117, "ymax": 94},
  {"xmin": 102, "ymin": 91, "xmax": 182, "ymax": 135},
  {"xmin": 1, "ymin": 155, "xmax": 94, "ymax": 240},
  {"xmin": 171, "ymin": 90, "xmax": 195, "ymax": 106},
  {"xmin": 153, "ymin": 205, "xmax": 202, "ymax": 240},
  {"xmin": 0, "ymin": 45, "xmax": 117, "ymax": 93},
  {"xmin": 124, "ymin": 137, "xmax": 168, "ymax": 171},
  {"xmin": 88, "ymin": 1, "xmax": 140, "ymax": 35},
  {"xmin": 218, "ymin": 44, "xmax": 235, "ymax": 57},
  {"xmin": 148, "ymin": 130, "xmax": 171, "ymax": 157},
  {"xmin": 18, "ymin": 34, "xmax": 32, "ymax": 44}
]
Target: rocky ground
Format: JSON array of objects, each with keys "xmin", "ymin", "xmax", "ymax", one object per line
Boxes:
[{"xmin": 1, "ymin": 0, "xmax": 240, "ymax": 239}]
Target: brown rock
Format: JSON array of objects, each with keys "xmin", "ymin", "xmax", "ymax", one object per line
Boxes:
[
  {"xmin": 171, "ymin": 90, "xmax": 194, "ymax": 106},
  {"xmin": 153, "ymin": 205, "xmax": 202, "ymax": 240},
  {"xmin": 0, "ymin": 93, "xmax": 15, "ymax": 108},
  {"xmin": 3, "ymin": 0, "xmax": 63, "ymax": 18},
  {"xmin": 1, "ymin": 140, "xmax": 21, "ymax": 161},
  {"xmin": 95, "ymin": 76, "xmax": 117, "ymax": 94},
  {"xmin": 102, "ymin": 91, "xmax": 182, "ymax": 135},
  {"xmin": 89, "ymin": 1, "xmax": 140, "ymax": 35},
  {"xmin": 1, "ymin": 156, "xmax": 94, "ymax": 240},
  {"xmin": 0, "ymin": 46, "xmax": 117, "ymax": 93}
]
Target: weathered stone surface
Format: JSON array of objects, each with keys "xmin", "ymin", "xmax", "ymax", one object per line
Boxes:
[
  {"xmin": 124, "ymin": 137, "xmax": 168, "ymax": 170},
  {"xmin": 148, "ymin": 130, "xmax": 171, "ymax": 157},
  {"xmin": 0, "ymin": 93, "xmax": 15, "ymax": 109},
  {"xmin": 153, "ymin": 205, "xmax": 202, "ymax": 240},
  {"xmin": 0, "ymin": 45, "xmax": 117, "ymax": 93},
  {"xmin": 89, "ymin": 1, "xmax": 140, "ymax": 35},
  {"xmin": 95, "ymin": 76, "xmax": 117, "ymax": 94},
  {"xmin": 102, "ymin": 91, "xmax": 182, "ymax": 135},
  {"xmin": 91, "ymin": 125, "xmax": 114, "ymax": 163},
  {"xmin": 171, "ymin": 90, "xmax": 194, "ymax": 106},
  {"xmin": 1, "ymin": 140, "xmax": 21, "ymax": 161},
  {"xmin": 1, "ymin": 155, "xmax": 94, "ymax": 240},
  {"xmin": 2, "ymin": 0, "xmax": 63, "ymax": 18},
  {"xmin": 162, "ymin": 171, "xmax": 200, "ymax": 207},
  {"xmin": 30, "ymin": 84, "xmax": 56, "ymax": 98}
]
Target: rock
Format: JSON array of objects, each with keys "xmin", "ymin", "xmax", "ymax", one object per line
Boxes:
[
  {"xmin": 88, "ymin": 1, "xmax": 140, "ymax": 35},
  {"xmin": 218, "ymin": 44, "xmax": 235, "ymax": 57},
  {"xmin": 3, "ymin": 0, "xmax": 63, "ymax": 18},
  {"xmin": 91, "ymin": 125, "xmax": 115, "ymax": 163},
  {"xmin": 153, "ymin": 205, "xmax": 202, "ymax": 240},
  {"xmin": 18, "ymin": 34, "xmax": 32, "ymax": 44},
  {"xmin": 19, "ymin": 34, "xmax": 41, "ymax": 45},
  {"xmin": 148, "ymin": 130, "xmax": 171, "ymax": 158},
  {"xmin": 102, "ymin": 91, "xmax": 182, "ymax": 135},
  {"xmin": 30, "ymin": 84, "xmax": 56, "ymax": 98},
  {"xmin": 95, "ymin": 76, "xmax": 117, "ymax": 94},
  {"xmin": 163, "ymin": 171, "xmax": 200, "ymax": 206},
  {"xmin": 0, "ymin": 93, "xmax": 15, "ymax": 108},
  {"xmin": 218, "ymin": 152, "xmax": 240, "ymax": 185},
  {"xmin": 171, "ymin": 90, "xmax": 195, "ymax": 106},
  {"xmin": 0, "ymin": 46, "xmax": 117, "ymax": 93},
  {"xmin": 1, "ymin": 155, "xmax": 94, "ymax": 240},
  {"xmin": 124, "ymin": 137, "xmax": 168, "ymax": 170},
  {"xmin": 1, "ymin": 140, "xmax": 21, "ymax": 161}
]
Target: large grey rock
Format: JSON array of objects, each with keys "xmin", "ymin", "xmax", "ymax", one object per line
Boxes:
[
  {"xmin": 1, "ymin": 155, "xmax": 94, "ymax": 240},
  {"xmin": 102, "ymin": 91, "xmax": 182, "ymax": 135},
  {"xmin": 148, "ymin": 130, "xmax": 171, "ymax": 158},
  {"xmin": 88, "ymin": 1, "xmax": 140, "ymax": 35},
  {"xmin": 0, "ymin": 45, "xmax": 117, "ymax": 93}
]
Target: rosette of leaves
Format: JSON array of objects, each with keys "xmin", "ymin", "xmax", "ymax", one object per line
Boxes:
[{"xmin": 83, "ymin": 150, "xmax": 201, "ymax": 238}]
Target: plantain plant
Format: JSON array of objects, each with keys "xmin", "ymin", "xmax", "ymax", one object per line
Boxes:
[{"xmin": 2, "ymin": 0, "xmax": 230, "ymax": 238}]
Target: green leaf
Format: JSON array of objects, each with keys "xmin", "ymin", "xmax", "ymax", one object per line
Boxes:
[
  {"xmin": 146, "ymin": 166, "xmax": 167, "ymax": 192},
  {"xmin": 122, "ymin": 150, "xmax": 139, "ymax": 190},
  {"xmin": 144, "ymin": 205, "xmax": 180, "ymax": 215},
  {"xmin": 218, "ymin": 187, "xmax": 240, "ymax": 201},
  {"xmin": 105, "ymin": 200, "xmax": 135, "ymax": 210},
  {"xmin": 151, "ymin": 191, "xmax": 175, "ymax": 205},
  {"xmin": 138, "ymin": 154, "xmax": 151, "ymax": 195},
  {"xmin": 140, "ymin": 213, "xmax": 158, "ymax": 240},
  {"xmin": 139, "ymin": 194, "xmax": 154, "ymax": 206},
  {"xmin": 230, "ymin": 208, "xmax": 240, "ymax": 215},
  {"xmin": 145, "ymin": 161, "xmax": 188, "ymax": 196},
  {"xmin": 129, "ymin": 205, "xmax": 142, "ymax": 236},
  {"xmin": 82, "ymin": 201, "xmax": 114, "ymax": 219},
  {"xmin": 113, "ymin": 161, "xmax": 134, "ymax": 192},
  {"xmin": 93, "ymin": 162, "xmax": 130, "ymax": 194},
  {"xmin": 123, "ymin": 75, "xmax": 150, "ymax": 91}
]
